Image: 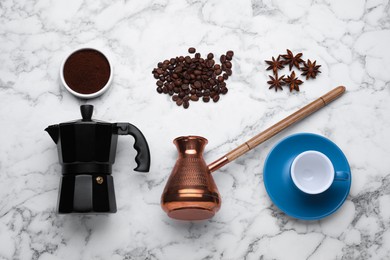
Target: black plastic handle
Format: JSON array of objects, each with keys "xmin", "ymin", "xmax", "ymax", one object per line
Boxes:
[{"xmin": 114, "ymin": 123, "xmax": 151, "ymax": 172}]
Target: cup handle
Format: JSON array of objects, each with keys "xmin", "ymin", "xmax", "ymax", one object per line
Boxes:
[{"xmin": 334, "ymin": 171, "xmax": 350, "ymax": 181}]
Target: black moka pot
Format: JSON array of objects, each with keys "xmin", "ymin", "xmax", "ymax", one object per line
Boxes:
[{"xmin": 45, "ymin": 105, "xmax": 151, "ymax": 214}]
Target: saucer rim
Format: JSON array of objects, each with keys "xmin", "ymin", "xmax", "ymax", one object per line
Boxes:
[{"xmin": 263, "ymin": 132, "xmax": 351, "ymax": 220}]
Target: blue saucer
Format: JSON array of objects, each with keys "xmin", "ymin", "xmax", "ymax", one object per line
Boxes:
[{"xmin": 263, "ymin": 133, "xmax": 351, "ymax": 220}]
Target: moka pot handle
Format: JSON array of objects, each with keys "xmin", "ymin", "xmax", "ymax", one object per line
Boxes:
[{"xmin": 114, "ymin": 123, "xmax": 151, "ymax": 172}]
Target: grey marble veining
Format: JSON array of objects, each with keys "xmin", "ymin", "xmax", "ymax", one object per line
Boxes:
[{"xmin": 0, "ymin": 0, "xmax": 389, "ymax": 259}]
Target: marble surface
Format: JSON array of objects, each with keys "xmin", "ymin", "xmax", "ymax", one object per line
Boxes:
[{"xmin": 1, "ymin": 0, "xmax": 389, "ymax": 259}]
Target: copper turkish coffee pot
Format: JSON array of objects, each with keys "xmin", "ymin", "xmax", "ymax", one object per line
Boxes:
[{"xmin": 161, "ymin": 86, "xmax": 346, "ymax": 220}]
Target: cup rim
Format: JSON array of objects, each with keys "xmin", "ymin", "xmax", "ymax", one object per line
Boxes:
[
  {"xmin": 290, "ymin": 150, "xmax": 334, "ymax": 195},
  {"xmin": 60, "ymin": 47, "xmax": 113, "ymax": 99}
]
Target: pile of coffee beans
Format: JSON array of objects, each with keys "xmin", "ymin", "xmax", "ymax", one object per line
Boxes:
[{"xmin": 152, "ymin": 48, "xmax": 234, "ymax": 109}]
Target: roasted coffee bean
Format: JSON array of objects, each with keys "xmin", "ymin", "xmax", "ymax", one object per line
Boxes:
[
  {"xmin": 194, "ymin": 81, "xmax": 201, "ymax": 88},
  {"xmin": 176, "ymin": 99, "xmax": 183, "ymax": 106},
  {"xmin": 225, "ymin": 61, "xmax": 232, "ymax": 69},
  {"xmin": 207, "ymin": 59, "xmax": 215, "ymax": 67},
  {"xmin": 174, "ymin": 79, "xmax": 181, "ymax": 86},
  {"xmin": 190, "ymin": 95, "xmax": 199, "ymax": 101},
  {"xmin": 156, "ymin": 80, "xmax": 164, "ymax": 87},
  {"xmin": 185, "ymin": 56, "xmax": 192, "ymax": 64},
  {"xmin": 174, "ymin": 66, "xmax": 183, "ymax": 73},
  {"xmin": 153, "ymin": 48, "xmax": 234, "ymax": 108}
]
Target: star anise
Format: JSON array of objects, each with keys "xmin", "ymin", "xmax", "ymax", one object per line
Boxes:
[
  {"xmin": 301, "ymin": 59, "xmax": 321, "ymax": 80},
  {"xmin": 265, "ymin": 56, "xmax": 285, "ymax": 74},
  {"xmin": 281, "ymin": 49, "xmax": 304, "ymax": 70},
  {"xmin": 267, "ymin": 72, "xmax": 285, "ymax": 91},
  {"xmin": 283, "ymin": 71, "xmax": 303, "ymax": 92}
]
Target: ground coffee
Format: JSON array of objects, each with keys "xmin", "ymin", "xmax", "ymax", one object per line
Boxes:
[{"xmin": 63, "ymin": 49, "xmax": 110, "ymax": 94}]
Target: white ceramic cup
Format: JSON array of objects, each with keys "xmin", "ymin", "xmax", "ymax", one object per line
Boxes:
[
  {"xmin": 60, "ymin": 47, "xmax": 113, "ymax": 99},
  {"xmin": 290, "ymin": 150, "xmax": 349, "ymax": 194}
]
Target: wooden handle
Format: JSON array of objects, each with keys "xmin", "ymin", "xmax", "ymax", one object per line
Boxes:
[{"xmin": 208, "ymin": 86, "xmax": 346, "ymax": 173}]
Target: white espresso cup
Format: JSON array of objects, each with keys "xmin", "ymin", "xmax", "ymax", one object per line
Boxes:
[{"xmin": 290, "ymin": 151, "xmax": 349, "ymax": 194}]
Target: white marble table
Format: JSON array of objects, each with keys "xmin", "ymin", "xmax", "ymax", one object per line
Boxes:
[{"xmin": 1, "ymin": 0, "xmax": 389, "ymax": 259}]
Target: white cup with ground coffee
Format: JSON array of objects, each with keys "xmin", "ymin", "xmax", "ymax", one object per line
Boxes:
[{"xmin": 60, "ymin": 47, "xmax": 113, "ymax": 99}]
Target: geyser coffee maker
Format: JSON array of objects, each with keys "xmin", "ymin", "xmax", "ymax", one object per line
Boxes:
[{"xmin": 46, "ymin": 105, "xmax": 150, "ymax": 213}]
